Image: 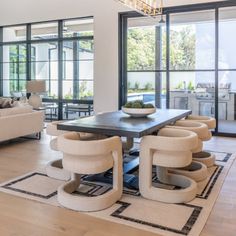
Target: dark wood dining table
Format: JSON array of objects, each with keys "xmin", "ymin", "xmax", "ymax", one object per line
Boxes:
[
  {"xmin": 57, "ymin": 109, "xmax": 192, "ymax": 189},
  {"xmin": 58, "ymin": 109, "xmax": 192, "ymax": 138}
]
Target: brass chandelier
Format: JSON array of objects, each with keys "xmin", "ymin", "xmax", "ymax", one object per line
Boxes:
[{"xmin": 116, "ymin": 0, "xmax": 164, "ymax": 17}]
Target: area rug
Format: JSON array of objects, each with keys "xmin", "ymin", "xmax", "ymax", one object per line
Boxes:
[{"xmin": 0, "ymin": 151, "xmax": 235, "ymax": 236}]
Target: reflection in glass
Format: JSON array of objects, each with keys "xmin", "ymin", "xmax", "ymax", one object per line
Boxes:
[
  {"xmin": 63, "ymin": 18, "xmax": 94, "ymax": 38},
  {"xmin": 219, "ymin": 7, "xmax": 236, "ymax": 69},
  {"xmin": 127, "ymin": 16, "xmax": 166, "ymax": 71},
  {"xmin": 169, "ymin": 72, "xmax": 215, "ymax": 124},
  {"xmin": 31, "ymin": 22, "xmax": 58, "ymax": 40},
  {"xmin": 3, "ymin": 25, "xmax": 26, "ymax": 42},
  {"xmin": 170, "ymin": 10, "xmax": 215, "ymax": 70}
]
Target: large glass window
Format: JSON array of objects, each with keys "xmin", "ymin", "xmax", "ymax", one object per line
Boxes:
[
  {"xmin": 127, "ymin": 16, "xmax": 166, "ymax": 107},
  {"xmin": 169, "ymin": 10, "xmax": 216, "ymax": 127},
  {"xmin": 3, "ymin": 25, "xmax": 26, "ymax": 42},
  {"xmin": 2, "ymin": 44, "xmax": 27, "ymax": 96},
  {"xmin": 0, "ymin": 17, "xmax": 94, "ymax": 120},
  {"xmin": 218, "ymin": 7, "xmax": 236, "ymax": 134},
  {"xmin": 122, "ymin": 4, "xmax": 236, "ymax": 135},
  {"xmin": 63, "ymin": 18, "xmax": 94, "ymax": 38},
  {"xmin": 31, "ymin": 42, "xmax": 59, "ymax": 98},
  {"xmin": 62, "ymin": 39, "xmax": 94, "ymax": 100},
  {"xmin": 170, "ymin": 11, "xmax": 215, "ymax": 70}
]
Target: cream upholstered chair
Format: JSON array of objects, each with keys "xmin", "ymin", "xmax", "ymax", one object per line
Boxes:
[
  {"xmin": 46, "ymin": 121, "xmax": 100, "ymax": 181},
  {"xmin": 185, "ymin": 115, "xmax": 216, "ymax": 129},
  {"xmin": 57, "ymin": 132, "xmax": 123, "ymax": 212},
  {"xmin": 139, "ymin": 128, "xmax": 198, "ymax": 204},
  {"xmin": 46, "ymin": 121, "xmax": 71, "ymax": 181},
  {"xmin": 166, "ymin": 120, "xmax": 210, "ymax": 182},
  {"xmin": 184, "ymin": 115, "xmax": 216, "ymax": 167}
]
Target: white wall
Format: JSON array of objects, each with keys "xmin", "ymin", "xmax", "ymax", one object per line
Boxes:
[{"xmin": 0, "ymin": 0, "xmax": 224, "ymax": 112}]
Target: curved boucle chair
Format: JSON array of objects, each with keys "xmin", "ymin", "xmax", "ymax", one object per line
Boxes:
[
  {"xmin": 166, "ymin": 121, "xmax": 209, "ymax": 182},
  {"xmin": 57, "ymin": 132, "xmax": 123, "ymax": 212},
  {"xmin": 46, "ymin": 121, "xmax": 71, "ymax": 181},
  {"xmin": 185, "ymin": 115, "xmax": 216, "ymax": 130},
  {"xmin": 184, "ymin": 115, "xmax": 216, "ymax": 167},
  {"xmin": 139, "ymin": 128, "xmax": 198, "ymax": 204},
  {"xmin": 46, "ymin": 121, "xmax": 104, "ymax": 181}
]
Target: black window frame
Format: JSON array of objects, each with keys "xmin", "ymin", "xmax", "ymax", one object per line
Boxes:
[
  {"xmin": 0, "ymin": 16, "xmax": 94, "ymax": 120},
  {"xmin": 119, "ymin": 0, "xmax": 236, "ymax": 137}
]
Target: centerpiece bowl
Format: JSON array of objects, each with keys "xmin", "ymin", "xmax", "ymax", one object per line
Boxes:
[{"xmin": 122, "ymin": 100, "xmax": 156, "ymax": 118}]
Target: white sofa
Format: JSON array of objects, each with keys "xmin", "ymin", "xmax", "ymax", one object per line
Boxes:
[{"xmin": 0, "ymin": 106, "xmax": 44, "ymax": 142}]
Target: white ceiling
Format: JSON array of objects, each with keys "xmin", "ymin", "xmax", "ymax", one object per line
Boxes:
[{"xmin": 0, "ymin": 0, "xmax": 229, "ymax": 26}]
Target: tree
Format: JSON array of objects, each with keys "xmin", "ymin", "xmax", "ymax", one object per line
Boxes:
[
  {"xmin": 127, "ymin": 25, "xmax": 196, "ymax": 71},
  {"xmin": 127, "ymin": 27, "xmax": 155, "ymax": 70}
]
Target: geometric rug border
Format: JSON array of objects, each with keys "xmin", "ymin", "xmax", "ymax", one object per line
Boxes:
[
  {"xmin": 196, "ymin": 165, "xmax": 224, "ymax": 199},
  {"xmin": 111, "ymin": 201, "xmax": 202, "ymax": 236},
  {"xmin": 2, "ymin": 172, "xmax": 57, "ymax": 199}
]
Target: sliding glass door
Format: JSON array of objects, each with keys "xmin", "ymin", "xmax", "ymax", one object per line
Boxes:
[
  {"xmin": 120, "ymin": 2, "xmax": 236, "ymax": 136},
  {"xmin": 218, "ymin": 7, "xmax": 236, "ymax": 134},
  {"xmin": 126, "ymin": 16, "xmax": 166, "ymax": 108},
  {"xmin": 169, "ymin": 10, "xmax": 216, "ymax": 132}
]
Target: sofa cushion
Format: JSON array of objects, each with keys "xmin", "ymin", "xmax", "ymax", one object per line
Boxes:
[{"xmin": 0, "ymin": 106, "xmax": 33, "ymax": 117}]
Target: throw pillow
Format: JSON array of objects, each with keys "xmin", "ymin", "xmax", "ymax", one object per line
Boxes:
[{"xmin": 0, "ymin": 98, "xmax": 13, "ymax": 109}]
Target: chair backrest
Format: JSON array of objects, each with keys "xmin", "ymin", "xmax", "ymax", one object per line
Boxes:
[
  {"xmin": 46, "ymin": 121, "xmax": 68, "ymax": 136},
  {"xmin": 168, "ymin": 120, "xmax": 210, "ymax": 140},
  {"xmin": 141, "ymin": 128, "xmax": 198, "ymax": 152},
  {"xmin": 185, "ymin": 115, "xmax": 216, "ymax": 129},
  {"xmin": 58, "ymin": 132, "xmax": 122, "ymax": 157}
]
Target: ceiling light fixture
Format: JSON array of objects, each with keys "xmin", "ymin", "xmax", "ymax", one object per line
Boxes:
[{"xmin": 116, "ymin": 0, "xmax": 164, "ymax": 18}]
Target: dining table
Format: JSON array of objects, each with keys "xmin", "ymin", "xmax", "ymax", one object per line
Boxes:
[{"xmin": 57, "ymin": 108, "xmax": 192, "ymax": 189}]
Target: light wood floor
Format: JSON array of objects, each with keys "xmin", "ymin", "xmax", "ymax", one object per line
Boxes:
[{"xmin": 0, "ymin": 132, "xmax": 235, "ymax": 236}]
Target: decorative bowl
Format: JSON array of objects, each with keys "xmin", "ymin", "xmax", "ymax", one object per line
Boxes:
[{"xmin": 122, "ymin": 107, "xmax": 156, "ymax": 118}]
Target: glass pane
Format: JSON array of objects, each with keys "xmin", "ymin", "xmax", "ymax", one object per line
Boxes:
[
  {"xmin": 3, "ymin": 80, "xmax": 26, "ymax": 96},
  {"xmin": 62, "ymin": 40, "xmax": 94, "ymax": 99},
  {"xmin": 79, "ymin": 40, "xmax": 94, "ymax": 59},
  {"xmin": 3, "ymin": 25, "xmax": 26, "ymax": 42},
  {"xmin": 63, "ymin": 80, "xmax": 73, "ymax": 99},
  {"xmin": 63, "ymin": 41, "xmax": 74, "ymax": 61},
  {"xmin": 31, "ymin": 61, "xmax": 58, "ymax": 80},
  {"xmin": 219, "ymin": 7, "xmax": 236, "ymax": 69},
  {"xmin": 170, "ymin": 10, "xmax": 215, "ymax": 70},
  {"xmin": 79, "ymin": 61, "xmax": 93, "ymax": 80},
  {"xmin": 63, "ymin": 18, "xmax": 94, "ymax": 38},
  {"xmin": 169, "ymin": 72, "xmax": 215, "ymax": 123},
  {"xmin": 63, "ymin": 80, "xmax": 94, "ymax": 100},
  {"xmin": 127, "ymin": 16, "xmax": 166, "ymax": 71},
  {"xmin": 3, "ymin": 45, "xmax": 27, "ymax": 62},
  {"xmin": 31, "ymin": 22, "xmax": 58, "ymax": 40},
  {"xmin": 79, "ymin": 81, "xmax": 93, "ymax": 100},
  {"xmin": 218, "ymin": 71, "xmax": 236, "ymax": 134},
  {"xmin": 31, "ymin": 42, "xmax": 58, "ymax": 62},
  {"xmin": 3, "ymin": 62, "xmax": 26, "ymax": 80},
  {"xmin": 63, "ymin": 102, "xmax": 93, "ymax": 120},
  {"xmin": 46, "ymin": 80, "xmax": 58, "ymax": 98},
  {"xmin": 127, "ymin": 72, "xmax": 155, "ymax": 105}
]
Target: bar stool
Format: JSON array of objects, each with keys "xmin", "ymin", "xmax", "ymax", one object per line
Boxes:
[
  {"xmin": 139, "ymin": 128, "xmax": 198, "ymax": 204},
  {"xmin": 166, "ymin": 121, "xmax": 210, "ymax": 182},
  {"xmin": 57, "ymin": 132, "xmax": 123, "ymax": 212},
  {"xmin": 185, "ymin": 115, "xmax": 216, "ymax": 167}
]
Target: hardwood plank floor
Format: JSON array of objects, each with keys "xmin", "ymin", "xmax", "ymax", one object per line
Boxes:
[{"xmin": 0, "ymin": 132, "xmax": 235, "ymax": 236}]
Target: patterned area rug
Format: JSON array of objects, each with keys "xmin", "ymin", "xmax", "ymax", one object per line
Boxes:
[{"xmin": 0, "ymin": 151, "xmax": 235, "ymax": 236}]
